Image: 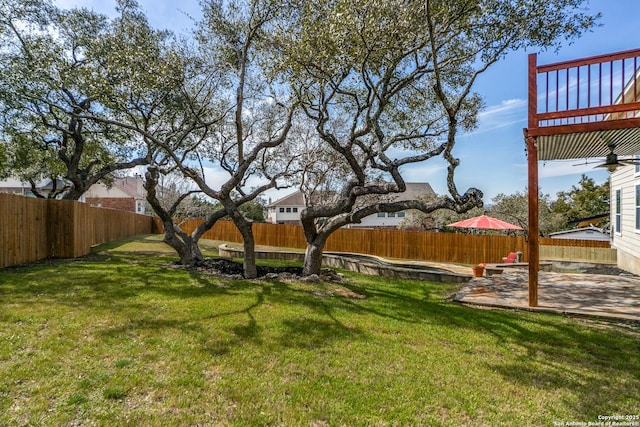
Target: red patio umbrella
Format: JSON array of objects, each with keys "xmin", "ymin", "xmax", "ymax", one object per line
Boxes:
[
  {"xmin": 447, "ymin": 215, "xmax": 523, "ymax": 230},
  {"xmin": 447, "ymin": 215, "xmax": 524, "ymax": 275}
]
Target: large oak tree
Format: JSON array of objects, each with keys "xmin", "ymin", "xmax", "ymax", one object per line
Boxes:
[
  {"xmin": 276, "ymin": 0, "xmax": 597, "ymax": 275},
  {"xmin": 0, "ymin": 0, "xmax": 148, "ymax": 199}
]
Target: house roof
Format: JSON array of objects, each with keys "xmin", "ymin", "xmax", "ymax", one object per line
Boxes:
[
  {"xmin": 391, "ymin": 182, "xmax": 436, "ymax": 201},
  {"xmin": 113, "ymin": 176, "xmax": 145, "ymax": 199},
  {"xmin": 548, "ymin": 225, "xmax": 609, "ymax": 237},
  {"xmin": 0, "ymin": 178, "xmax": 29, "ymax": 188},
  {"xmin": 0, "ymin": 177, "xmax": 65, "ymax": 190},
  {"xmin": 267, "ymin": 182, "xmax": 436, "ymax": 207},
  {"xmin": 85, "ymin": 176, "xmax": 146, "ymax": 199},
  {"xmin": 267, "ymin": 190, "xmax": 337, "ymax": 207},
  {"xmin": 268, "ymin": 190, "xmax": 305, "ymax": 207}
]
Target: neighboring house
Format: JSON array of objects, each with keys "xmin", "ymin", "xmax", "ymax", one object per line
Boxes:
[
  {"xmin": 548, "ymin": 225, "xmax": 610, "ymax": 242},
  {"xmin": 0, "ymin": 175, "xmax": 147, "ymax": 213},
  {"xmin": 610, "ymin": 159, "xmax": 640, "ymax": 274},
  {"xmin": 84, "ymin": 175, "xmax": 147, "ymax": 214},
  {"xmin": 266, "ymin": 190, "xmax": 337, "ymax": 225},
  {"xmin": 266, "ymin": 183, "xmax": 436, "ymax": 228},
  {"xmin": 0, "ymin": 177, "xmax": 69, "ymax": 199}
]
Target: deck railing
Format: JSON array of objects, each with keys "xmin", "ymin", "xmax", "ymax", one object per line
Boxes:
[{"xmin": 528, "ymin": 48, "xmax": 640, "ymax": 136}]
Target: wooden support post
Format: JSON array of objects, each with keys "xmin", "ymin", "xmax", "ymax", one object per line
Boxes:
[
  {"xmin": 526, "ymin": 134, "xmax": 539, "ymax": 307},
  {"xmin": 526, "ymin": 53, "xmax": 539, "ymax": 308}
]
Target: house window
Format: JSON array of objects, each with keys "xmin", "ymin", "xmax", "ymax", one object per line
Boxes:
[
  {"xmin": 615, "ymin": 188, "xmax": 621, "ymax": 234},
  {"xmin": 387, "ymin": 212, "xmax": 396, "ymax": 217},
  {"xmin": 397, "ymin": 211, "xmax": 405, "ymax": 218},
  {"xmin": 636, "ymin": 185, "xmax": 640, "ymax": 231},
  {"xmin": 293, "ymin": 207, "xmax": 298, "ymax": 213},
  {"xmin": 286, "ymin": 207, "xmax": 292, "ymax": 213},
  {"xmin": 377, "ymin": 213, "xmax": 385, "ymax": 217},
  {"xmin": 279, "ymin": 208, "xmax": 285, "ymax": 213}
]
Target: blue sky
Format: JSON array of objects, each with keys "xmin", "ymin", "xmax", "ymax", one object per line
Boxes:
[{"xmin": 56, "ymin": 0, "xmax": 639, "ymax": 202}]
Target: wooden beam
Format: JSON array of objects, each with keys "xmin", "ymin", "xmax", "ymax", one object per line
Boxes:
[
  {"xmin": 536, "ymin": 102, "xmax": 640, "ymax": 121},
  {"xmin": 526, "ymin": 117, "xmax": 640, "ymax": 137},
  {"xmin": 528, "ymin": 54, "xmax": 538, "ymax": 130},
  {"xmin": 536, "ymin": 48, "xmax": 640, "ymax": 73},
  {"xmin": 526, "ymin": 53, "xmax": 540, "ymax": 308},
  {"xmin": 526, "ymin": 133, "xmax": 539, "ymax": 307}
]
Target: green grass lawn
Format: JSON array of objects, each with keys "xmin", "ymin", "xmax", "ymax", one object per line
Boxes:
[{"xmin": 1, "ymin": 235, "xmax": 638, "ymax": 426}]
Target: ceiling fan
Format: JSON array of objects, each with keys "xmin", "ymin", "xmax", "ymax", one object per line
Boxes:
[{"xmin": 574, "ymin": 140, "xmax": 640, "ymax": 173}]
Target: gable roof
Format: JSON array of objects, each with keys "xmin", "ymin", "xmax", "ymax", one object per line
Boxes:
[
  {"xmin": 391, "ymin": 182, "xmax": 436, "ymax": 201},
  {"xmin": 85, "ymin": 176, "xmax": 146, "ymax": 199},
  {"xmin": 548, "ymin": 225, "xmax": 609, "ymax": 237},
  {"xmin": 0, "ymin": 177, "xmax": 65, "ymax": 189},
  {"xmin": 113, "ymin": 176, "xmax": 145, "ymax": 199},
  {"xmin": 268, "ymin": 190, "xmax": 304, "ymax": 207},
  {"xmin": 267, "ymin": 190, "xmax": 336, "ymax": 207}
]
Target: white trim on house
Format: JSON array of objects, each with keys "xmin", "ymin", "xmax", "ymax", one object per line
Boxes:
[
  {"xmin": 614, "ymin": 186, "xmax": 622, "ymax": 236},
  {"xmin": 635, "ymin": 183, "xmax": 640, "ymax": 233}
]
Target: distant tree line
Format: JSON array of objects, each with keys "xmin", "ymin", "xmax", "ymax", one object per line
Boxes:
[{"xmin": 402, "ymin": 174, "xmax": 610, "ymax": 235}]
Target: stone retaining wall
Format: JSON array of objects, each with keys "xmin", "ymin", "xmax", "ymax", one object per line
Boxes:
[{"xmin": 218, "ymin": 244, "xmax": 470, "ymax": 284}]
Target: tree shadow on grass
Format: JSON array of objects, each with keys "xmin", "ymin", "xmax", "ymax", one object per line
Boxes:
[
  {"xmin": 90, "ymin": 279, "xmax": 365, "ymax": 359},
  {"xmin": 336, "ymin": 276, "xmax": 640, "ymax": 418},
  {"xmin": 2, "ymin": 251, "xmax": 638, "ymax": 418}
]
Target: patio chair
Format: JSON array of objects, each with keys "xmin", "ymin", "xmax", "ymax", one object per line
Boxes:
[{"xmin": 501, "ymin": 251, "xmax": 522, "ymax": 263}]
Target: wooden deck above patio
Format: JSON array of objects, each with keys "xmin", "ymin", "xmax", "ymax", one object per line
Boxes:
[
  {"xmin": 524, "ymin": 48, "xmax": 640, "ymax": 307},
  {"xmin": 526, "ymin": 48, "xmax": 640, "ymax": 155}
]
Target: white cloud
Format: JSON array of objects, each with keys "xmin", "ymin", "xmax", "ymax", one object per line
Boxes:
[
  {"xmin": 477, "ymin": 98, "xmax": 527, "ymax": 119},
  {"xmin": 54, "ymin": 0, "xmax": 117, "ymax": 14},
  {"xmin": 459, "ymin": 99, "xmax": 527, "ymax": 138}
]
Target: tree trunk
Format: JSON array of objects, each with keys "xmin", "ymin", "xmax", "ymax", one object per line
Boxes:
[
  {"xmin": 227, "ymin": 217, "xmax": 257, "ymax": 278},
  {"xmin": 62, "ymin": 188, "xmax": 85, "ymax": 201},
  {"xmin": 303, "ymin": 235, "xmax": 328, "ymax": 276},
  {"xmin": 223, "ymin": 200, "xmax": 258, "ymax": 278},
  {"xmin": 144, "ymin": 166, "xmax": 203, "ymax": 267},
  {"xmin": 240, "ymin": 224, "xmax": 257, "ymax": 278},
  {"xmin": 163, "ymin": 221, "xmax": 201, "ymax": 266}
]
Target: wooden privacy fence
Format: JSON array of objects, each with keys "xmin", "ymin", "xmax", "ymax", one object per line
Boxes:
[
  {"xmin": 171, "ymin": 219, "xmax": 615, "ymax": 265},
  {"xmin": 1, "ymin": 193, "xmax": 154, "ymax": 268},
  {"xmin": 2, "ymin": 195, "xmax": 613, "ymax": 269}
]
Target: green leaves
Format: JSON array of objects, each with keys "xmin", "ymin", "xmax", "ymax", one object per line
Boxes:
[{"xmin": 551, "ymin": 174, "xmax": 610, "ymax": 223}]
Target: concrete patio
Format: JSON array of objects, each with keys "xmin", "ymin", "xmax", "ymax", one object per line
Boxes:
[{"xmin": 454, "ymin": 270, "xmax": 640, "ymax": 322}]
